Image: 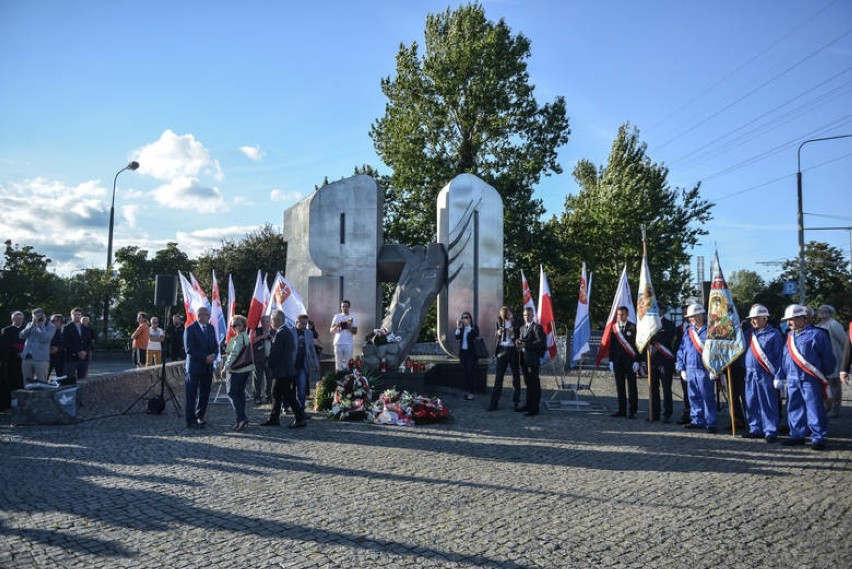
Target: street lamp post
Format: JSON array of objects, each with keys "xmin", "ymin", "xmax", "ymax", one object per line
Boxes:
[
  {"xmin": 796, "ymin": 134, "xmax": 852, "ymax": 305},
  {"xmin": 103, "ymin": 161, "xmax": 139, "ymax": 336}
]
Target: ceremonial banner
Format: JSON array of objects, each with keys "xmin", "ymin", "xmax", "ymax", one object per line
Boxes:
[
  {"xmin": 246, "ymin": 270, "xmax": 268, "ymax": 333},
  {"xmin": 265, "ymin": 272, "xmax": 307, "ymax": 326},
  {"xmin": 178, "ymin": 271, "xmax": 203, "ymax": 326},
  {"xmin": 571, "ymin": 263, "xmax": 592, "ymax": 365},
  {"xmin": 210, "ymin": 270, "xmax": 227, "ymax": 344},
  {"xmin": 596, "ymin": 266, "xmax": 636, "ymax": 365},
  {"xmin": 635, "ymin": 254, "xmax": 662, "ymax": 353},
  {"xmin": 521, "ymin": 270, "xmax": 536, "ymax": 318},
  {"xmin": 189, "ymin": 273, "xmax": 212, "ymax": 312},
  {"xmin": 702, "ymin": 252, "xmax": 745, "ymax": 374},
  {"xmin": 225, "ymin": 274, "xmax": 237, "ymax": 343},
  {"xmin": 537, "ymin": 267, "xmax": 558, "ymax": 361}
]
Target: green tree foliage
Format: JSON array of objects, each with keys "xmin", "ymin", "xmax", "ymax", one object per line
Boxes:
[
  {"xmin": 194, "ymin": 224, "xmax": 287, "ymax": 315},
  {"xmin": 778, "ymin": 241, "xmax": 851, "ymax": 320},
  {"xmin": 370, "ymin": 2, "xmax": 570, "ymax": 271},
  {"xmin": 0, "ymin": 240, "xmax": 65, "ymax": 320},
  {"xmin": 547, "ymin": 124, "xmax": 713, "ymax": 328},
  {"xmin": 728, "ymin": 270, "xmax": 767, "ymax": 317}
]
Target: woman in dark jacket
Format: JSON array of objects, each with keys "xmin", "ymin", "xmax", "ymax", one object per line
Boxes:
[{"xmin": 454, "ymin": 311, "xmax": 480, "ymax": 400}]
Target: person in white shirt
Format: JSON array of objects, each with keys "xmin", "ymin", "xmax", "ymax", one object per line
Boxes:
[
  {"xmin": 329, "ymin": 300, "xmax": 358, "ymax": 372},
  {"xmin": 146, "ymin": 317, "xmax": 165, "ymax": 366}
]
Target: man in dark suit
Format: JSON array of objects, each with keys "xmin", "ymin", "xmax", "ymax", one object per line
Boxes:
[
  {"xmin": 516, "ymin": 306, "xmax": 546, "ymax": 416},
  {"xmin": 648, "ymin": 306, "xmax": 677, "ymax": 422},
  {"xmin": 609, "ymin": 306, "xmax": 639, "ymax": 418},
  {"xmin": 262, "ymin": 309, "xmax": 307, "ymax": 428},
  {"xmin": 183, "ymin": 307, "xmax": 219, "ymax": 429},
  {"xmin": 61, "ymin": 307, "xmax": 93, "ymax": 384},
  {"xmin": 1, "ymin": 311, "xmax": 25, "ymax": 409}
]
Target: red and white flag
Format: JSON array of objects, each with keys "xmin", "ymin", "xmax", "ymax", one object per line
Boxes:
[
  {"xmin": 265, "ymin": 272, "xmax": 307, "ymax": 326},
  {"xmin": 246, "ymin": 270, "xmax": 268, "ymax": 334},
  {"xmin": 210, "ymin": 270, "xmax": 227, "ymax": 344},
  {"xmin": 521, "ymin": 270, "xmax": 536, "ymax": 318},
  {"xmin": 596, "ymin": 266, "xmax": 636, "ymax": 365},
  {"xmin": 225, "ymin": 274, "xmax": 237, "ymax": 343},
  {"xmin": 635, "ymin": 254, "xmax": 662, "ymax": 353},
  {"xmin": 189, "ymin": 273, "xmax": 212, "ymax": 313},
  {"xmin": 537, "ymin": 266, "xmax": 558, "ymax": 361},
  {"xmin": 178, "ymin": 271, "xmax": 203, "ymax": 326}
]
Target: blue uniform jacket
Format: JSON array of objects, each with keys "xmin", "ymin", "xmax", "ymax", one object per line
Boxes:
[
  {"xmin": 775, "ymin": 325, "xmax": 836, "ymax": 382},
  {"xmin": 676, "ymin": 325, "xmax": 708, "ymax": 375},
  {"xmin": 744, "ymin": 325, "xmax": 784, "ymax": 376}
]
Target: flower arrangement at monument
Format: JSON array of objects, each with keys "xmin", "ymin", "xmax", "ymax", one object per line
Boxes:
[
  {"xmin": 368, "ymin": 328, "xmax": 402, "ymax": 346},
  {"xmin": 329, "ymin": 368, "xmax": 373, "ymax": 420},
  {"xmin": 368, "ymin": 388, "xmax": 451, "ymax": 425}
]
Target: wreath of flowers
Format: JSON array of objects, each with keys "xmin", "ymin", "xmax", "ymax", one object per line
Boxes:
[
  {"xmin": 368, "ymin": 389, "xmax": 451, "ymax": 425},
  {"xmin": 329, "ymin": 369, "xmax": 373, "ymax": 420}
]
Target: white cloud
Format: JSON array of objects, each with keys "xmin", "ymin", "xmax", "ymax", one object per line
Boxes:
[
  {"xmin": 270, "ymin": 188, "xmax": 302, "ymax": 203},
  {"xmin": 151, "ymin": 177, "xmax": 225, "ymax": 213},
  {"xmin": 133, "ymin": 129, "xmax": 224, "ymax": 182},
  {"xmin": 239, "ymin": 145, "xmax": 264, "ymax": 161},
  {"xmin": 121, "ymin": 205, "xmax": 139, "ymax": 227},
  {"xmin": 175, "ymin": 225, "xmax": 263, "ymax": 256}
]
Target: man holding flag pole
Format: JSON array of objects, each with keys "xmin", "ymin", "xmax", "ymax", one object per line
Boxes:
[{"xmin": 596, "ymin": 267, "xmax": 639, "ymax": 419}]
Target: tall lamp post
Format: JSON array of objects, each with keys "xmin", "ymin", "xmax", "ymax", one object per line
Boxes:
[
  {"xmin": 103, "ymin": 160, "xmax": 140, "ymax": 336},
  {"xmin": 796, "ymin": 134, "xmax": 852, "ymax": 305}
]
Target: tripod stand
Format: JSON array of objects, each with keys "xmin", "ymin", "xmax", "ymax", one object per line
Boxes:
[{"xmin": 123, "ymin": 305, "xmax": 182, "ymax": 417}]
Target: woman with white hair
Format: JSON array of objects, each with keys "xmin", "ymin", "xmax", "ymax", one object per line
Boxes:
[{"xmin": 816, "ymin": 305, "xmax": 846, "ymax": 417}]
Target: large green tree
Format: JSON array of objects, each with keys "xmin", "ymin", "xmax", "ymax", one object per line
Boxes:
[
  {"xmin": 547, "ymin": 124, "xmax": 713, "ymax": 328},
  {"xmin": 778, "ymin": 241, "xmax": 851, "ymax": 320},
  {"xmin": 370, "ymin": 2, "xmax": 570, "ymax": 271},
  {"xmin": 0, "ymin": 240, "xmax": 64, "ymax": 320}
]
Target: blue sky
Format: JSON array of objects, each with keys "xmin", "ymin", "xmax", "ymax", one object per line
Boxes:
[{"xmin": 1, "ymin": 0, "xmax": 850, "ymax": 288}]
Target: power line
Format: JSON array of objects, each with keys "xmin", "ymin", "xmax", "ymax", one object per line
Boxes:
[
  {"xmin": 645, "ymin": 0, "xmax": 842, "ymax": 134},
  {"xmin": 653, "ymin": 27, "xmax": 852, "ymax": 153}
]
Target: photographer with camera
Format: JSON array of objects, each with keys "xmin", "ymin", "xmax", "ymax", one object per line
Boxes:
[{"xmin": 20, "ymin": 308, "xmax": 53, "ymax": 383}]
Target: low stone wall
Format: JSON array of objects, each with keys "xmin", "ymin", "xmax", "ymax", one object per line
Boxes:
[{"xmin": 11, "ymin": 362, "xmax": 187, "ymax": 425}]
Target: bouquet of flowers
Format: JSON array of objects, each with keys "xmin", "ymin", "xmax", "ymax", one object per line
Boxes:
[
  {"xmin": 368, "ymin": 389, "xmax": 414, "ymax": 426},
  {"xmin": 403, "ymin": 392, "xmax": 451, "ymax": 424},
  {"xmin": 368, "ymin": 328, "xmax": 403, "ymax": 346},
  {"xmin": 368, "ymin": 389, "xmax": 451, "ymax": 425},
  {"xmin": 329, "ymin": 369, "xmax": 373, "ymax": 421}
]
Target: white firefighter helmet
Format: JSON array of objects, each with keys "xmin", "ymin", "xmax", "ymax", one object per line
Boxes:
[
  {"xmin": 685, "ymin": 303, "xmax": 706, "ymax": 317},
  {"xmin": 782, "ymin": 304, "xmax": 808, "ymax": 320},
  {"xmin": 748, "ymin": 304, "xmax": 770, "ymax": 319}
]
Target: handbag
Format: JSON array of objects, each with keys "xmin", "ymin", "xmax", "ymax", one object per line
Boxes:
[
  {"xmin": 231, "ymin": 335, "xmax": 254, "ymax": 369},
  {"xmin": 473, "ymin": 337, "xmax": 490, "ymax": 359}
]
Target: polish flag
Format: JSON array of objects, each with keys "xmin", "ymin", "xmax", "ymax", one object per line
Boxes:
[
  {"xmin": 571, "ymin": 263, "xmax": 593, "ymax": 366},
  {"xmin": 521, "ymin": 270, "xmax": 536, "ymax": 318},
  {"xmin": 190, "ymin": 273, "xmax": 212, "ymax": 312},
  {"xmin": 265, "ymin": 272, "xmax": 307, "ymax": 326},
  {"xmin": 178, "ymin": 271, "xmax": 202, "ymax": 326},
  {"xmin": 246, "ymin": 270, "xmax": 268, "ymax": 334},
  {"xmin": 225, "ymin": 274, "xmax": 237, "ymax": 343},
  {"xmin": 596, "ymin": 266, "xmax": 636, "ymax": 365},
  {"xmin": 537, "ymin": 266, "xmax": 558, "ymax": 361},
  {"xmin": 210, "ymin": 270, "xmax": 227, "ymax": 344}
]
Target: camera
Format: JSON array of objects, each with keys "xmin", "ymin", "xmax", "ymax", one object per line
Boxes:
[{"xmin": 339, "ymin": 321, "xmax": 349, "ymax": 331}]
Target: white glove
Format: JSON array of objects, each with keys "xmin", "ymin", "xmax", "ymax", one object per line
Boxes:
[
  {"xmin": 773, "ymin": 379, "xmax": 783, "ymax": 390},
  {"xmin": 608, "ymin": 362, "xmax": 614, "ymax": 372},
  {"xmin": 680, "ymin": 370, "xmax": 687, "ymax": 381},
  {"xmin": 632, "ymin": 362, "xmax": 640, "ymax": 373},
  {"xmin": 709, "ymin": 373, "xmax": 718, "ymax": 381}
]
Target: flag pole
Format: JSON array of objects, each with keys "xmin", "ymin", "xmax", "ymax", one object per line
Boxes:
[
  {"xmin": 726, "ymin": 367, "xmax": 736, "ymax": 436},
  {"xmin": 641, "ymin": 224, "xmax": 654, "ymax": 423}
]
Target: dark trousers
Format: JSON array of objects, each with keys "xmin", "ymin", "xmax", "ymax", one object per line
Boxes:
[
  {"xmin": 48, "ymin": 353, "xmax": 64, "ymax": 379},
  {"xmin": 491, "ymin": 347, "xmax": 521, "ymax": 407},
  {"xmin": 252, "ymin": 353, "xmax": 268, "ymax": 401},
  {"xmin": 269, "ymin": 375, "xmax": 305, "ymax": 423},
  {"xmin": 64, "ymin": 360, "xmax": 85, "ymax": 383},
  {"xmin": 459, "ymin": 349, "xmax": 477, "ymax": 394},
  {"xmin": 185, "ymin": 371, "xmax": 212, "ymax": 426},
  {"xmin": 650, "ymin": 359, "xmax": 674, "ymax": 419},
  {"xmin": 227, "ymin": 371, "xmax": 250, "ymax": 423},
  {"xmin": 521, "ymin": 362, "xmax": 541, "ymax": 412},
  {"xmin": 614, "ymin": 362, "xmax": 638, "ymax": 414}
]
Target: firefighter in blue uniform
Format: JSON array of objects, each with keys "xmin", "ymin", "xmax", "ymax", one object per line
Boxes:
[
  {"xmin": 775, "ymin": 304, "xmax": 836, "ymax": 451},
  {"xmin": 676, "ymin": 303, "xmax": 717, "ymax": 433},
  {"xmin": 741, "ymin": 304, "xmax": 784, "ymax": 442}
]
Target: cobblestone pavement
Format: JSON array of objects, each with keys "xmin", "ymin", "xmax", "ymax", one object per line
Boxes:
[{"xmin": 1, "ymin": 370, "xmax": 850, "ymax": 568}]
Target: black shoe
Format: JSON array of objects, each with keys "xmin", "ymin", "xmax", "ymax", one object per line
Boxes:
[
  {"xmin": 185, "ymin": 423, "xmax": 198, "ymax": 429},
  {"xmin": 811, "ymin": 440, "xmax": 827, "ymax": 451},
  {"xmin": 627, "ymin": 413, "xmax": 636, "ymax": 419},
  {"xmin": 740, "ymin": 432, "xmax": 762, "ymax": 439},
  {"xmin": 706, "ymin": 426, "xmax": 718, "ymax": 434},
  {"xmin": 463, "ymin": 394, "xmax": 475, "ymax": 401},
  {"xmin": 611, "ymin": 412, "xmax": 626, "ymax": 418},
  {"xmin": 524, "ymin": 410, "xmax": 539, "ymax": 416},
  {"xmin": 196, "ymin": 418, "xmax": 206, "ymax": 428},
  {"xmin": 289, "ymin": 419, "xmax": 307, "ymax": 429},
  {"xmin": 782, "ymin": 438, "xmax": 805, "ymax": 446},
  {"xmin": 514, "ymin": 406, "xmax": 528, "ymax": 413},
  {"xmin": 684, "ymin": 423, "xmax": 703, "ymax": 430},
  {"xmin": 486, "ymin": 404, "xmax": 497, "ymax": 412},
  {"xmin": 765, "ymin": 435, "xmax": 778, "ymax": 443},
  {"xmin": 260, "ymin": 419, "xmax": 280, "ymax": 427},
  {"xmin": 662, "ymin": 414, "xmax": 672, "ymax": 424},
  {"xmin": 678, "ymin": 416, "xmax": 691, "ymax": 425}
]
